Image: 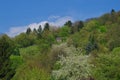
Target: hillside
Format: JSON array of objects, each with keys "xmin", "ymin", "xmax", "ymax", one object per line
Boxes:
[{"xmin": 0, "ymin": 9, "xmax": 120, "ymax": 80}]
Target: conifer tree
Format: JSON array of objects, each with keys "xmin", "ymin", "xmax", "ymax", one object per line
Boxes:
[
  {"xmin": 44, "ymin": 23, "xmax": 49, "ymax": 31},
  {"xmin": 26, "ymin": 27, "xmax": 31, "ymax": 34}
]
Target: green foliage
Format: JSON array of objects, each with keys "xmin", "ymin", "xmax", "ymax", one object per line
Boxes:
[
  {"xmin": 64, "ymin": 20, "xmax": 72, "ymax": 27},
  {"xmin": 99, "ymin": 26, "xmax": 107, "ymax": 33},
  {"xmin": 91, "ymin": 51, "xmax": 120, "ymax": 80},
  {"xmin": 14, "ymin": 33, "xmax": 35, "ymax": 48},
  {"xmin": 67, "ymin": 32, "xmax": 81, "ymax": 47},
  {"xmin": 12, "ymin": 45, "xmax": 51, "ymax": 80},
  {"xmin": 0, "ymin": 35, "xmax": 15, "ymax": 80},
  {"xmin": 1, "ymin": 10, "xmax": 120, "ymax": 80},
  {"xmin": 59, "ymin": 26, "xmax": 70, "ymax": 37},
  {"xmin": 106, "ymin": 24, "xmax": 120, "ymax": 51},
  {"xmin": 10, "ymin": 55, "xmax": 23, "ymax": 70},
  {"xmin": 85, "ymin": 35, "xmax": 98, "ymax": 54},
  {"xmin": 112, "ymin": 47, "xmax": 120, "ymax": 54},
  {"xmin": 12, "ymin": 44, "xmax": 20, "ymax": 56},
  {"xmin": 12, "ymin": 65, "xmax": 50, "ymax": 80},
  {"xmin": 20, "ymin": 45, "xmax": 40, "ymax": 59}
]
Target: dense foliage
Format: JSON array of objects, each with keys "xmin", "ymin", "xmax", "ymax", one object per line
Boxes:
[
  {"xmin": 0, "ymin": 9, "xmax": 120, "ymax": 80},
  {"xmin": 0, "ymin": 35, "xmax": 17, "ymax": 80}
]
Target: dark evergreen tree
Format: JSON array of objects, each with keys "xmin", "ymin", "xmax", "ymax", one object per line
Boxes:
[
  {"xmin": 111, "ymin": 9, "xmax": 115, "ymax": 15},
  {"xmin": 38, "ymin": 25, "xmax": 42, "ymax": 33},
  {"xmin": 64, "ymin": 20, "xmax": 72, "ymax": 27},
  {"xmin": 85, "ymin": 35, "xmax": 98, "ymax": 54},
  {"xmin": 33, "ymin": 28, "xmax": 37, "ymax": 33},
  {"xmin": 37, "ymin": 25, "xmax": 42, "ymax": 38},
  {"xmin": 73, "ymin": 21, "xmax": 84, "ymax": 32},
  {"xmin": 77, "ymin": 21, "xmax": 84, "ymax": 31},
  {"xmin": 44, "ymin": 23, "xmax": 49, "ymax": 31},
  {"xmin": 26, "ymin": 27, "xmax": 31, "ymax": 34}
]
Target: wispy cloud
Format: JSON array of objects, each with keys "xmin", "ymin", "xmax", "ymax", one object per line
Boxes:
[
  {"xmin": 50, "ymin": 16, "xmax": 73, "ymax": 26},
  {"xmin": 48, "ymin": 15, "xmax": 60, "ymax": 20},
  {"xmin": 7, "ymin": 26, "xmax": 27, "ymax": 37},
  {"xmin": 6, "ymin": 21, "xmax": 48, "ymax": 37},
  {"xmin": 6, "ymin": 16, "xmax": 74, "ymax": 37}
]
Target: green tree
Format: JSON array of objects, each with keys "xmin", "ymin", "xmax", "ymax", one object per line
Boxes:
[
  {"xmin": 14, "ymin": 33, "xmax": 34, "ymax": 48},
  {"xmin": 106, "ymin": 24, "xmax": 120, "ymax": 51},
  {"xmin": 0, "ymin": 35, "xmax": 15, "ymax": 80}
]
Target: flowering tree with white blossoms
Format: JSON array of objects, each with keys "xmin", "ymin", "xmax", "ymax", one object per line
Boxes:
[{"xmin": 51, "ymin": 44, "xmax": 92, "ymax": 80}]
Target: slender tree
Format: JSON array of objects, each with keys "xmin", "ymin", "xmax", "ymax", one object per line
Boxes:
[
  {"xmin": 26, "ymin": 27, "xmax": 31, "ymax": 34},
  {"xmin": 44, "ymin": 23, "xmax": 50, "ymax": 31},
  {"xmin": 64, "ymin": 20, "xmax": 72, "ymax": 27},
  {"xmin": 33, "ymin": 28, "xmax": 37, "ymax": 33},
  {"xmin": 111, "ymin": 9, "xmax": 115, "ymax": 15},
  {"xmin": 37, "ymin": 25, "xmax": 42, "ymax": 38},
  {"xmin": 38, "ymin": 25, "xmax": 42, "ymax": 33},
  {"xmin": 77, "ymin": 21, "xmax": 84, "ymax": 31}
]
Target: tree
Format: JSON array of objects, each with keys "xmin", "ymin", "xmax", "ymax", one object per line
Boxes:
[
  {"xmin": 38, "ymin": 25, "xmax": 42, "ymax": 33},
  {"xmin": 44, "ymin": 23, "xmax": 49, "ymax": 31},
  {"xmin": 26, "ymin": 27, "xmax": 32, "ymax": 34},
  {"xmin": 64, "ymin": 20, "xmax": 72, "ymax": 27},
  {"xmin": 76, "ymin": 21, "xmax": 84, "ymax": 31},
  {"xmin": 59, "ymin": 26, "xmax": 70, "ymax": 41},
  {"xmin": 85, "ymin": 35, "xmax": 98, "ymax": 54},
  {"xmin": 72, "ymin": 21, "xmax": 84, "ymax": 33},
  {"xmin": 111, "ymin": 9, "xmax": 115, "ymax": 15},
  {"xmin": 33, "ymin": 28, "xmax": 37, "ymax": 34},
  {"xmin": 52, "ymin": 45, "xmax": 92, "ymax": 80},
  {"xmin": 106, "ymin": 24, "xmax": 120, "ymax": 51},
  {"xmin": 14, "ymin": 33, "xmax": 34, "ymax": 48},
  {"xmin": 0, "ymin": 35, "xmax": 15, "ymax": 80},
  {"xmin": 37, "ymin": 25, "xmax": 42, "ymax": 38}
]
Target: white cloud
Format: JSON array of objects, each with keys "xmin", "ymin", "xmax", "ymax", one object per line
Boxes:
[
  {"xmin": 48, "ymin": 15, "xmax": 60, "ymax": 20},
  {"xmin": 6, "ymin": 16, "xmax": 74, "ymax": 37},
  {"xmin": 7, "ymin": 26, "xmax": 27, "ymax": 37},
  {"xmin": 49, "ymin": 16, "xmax": 74, "ymax": 27}
]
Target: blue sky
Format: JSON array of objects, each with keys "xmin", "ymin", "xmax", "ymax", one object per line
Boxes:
[{"xmin": 0, "ymin": 0, "xmax": 120, "ymax": 36}]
